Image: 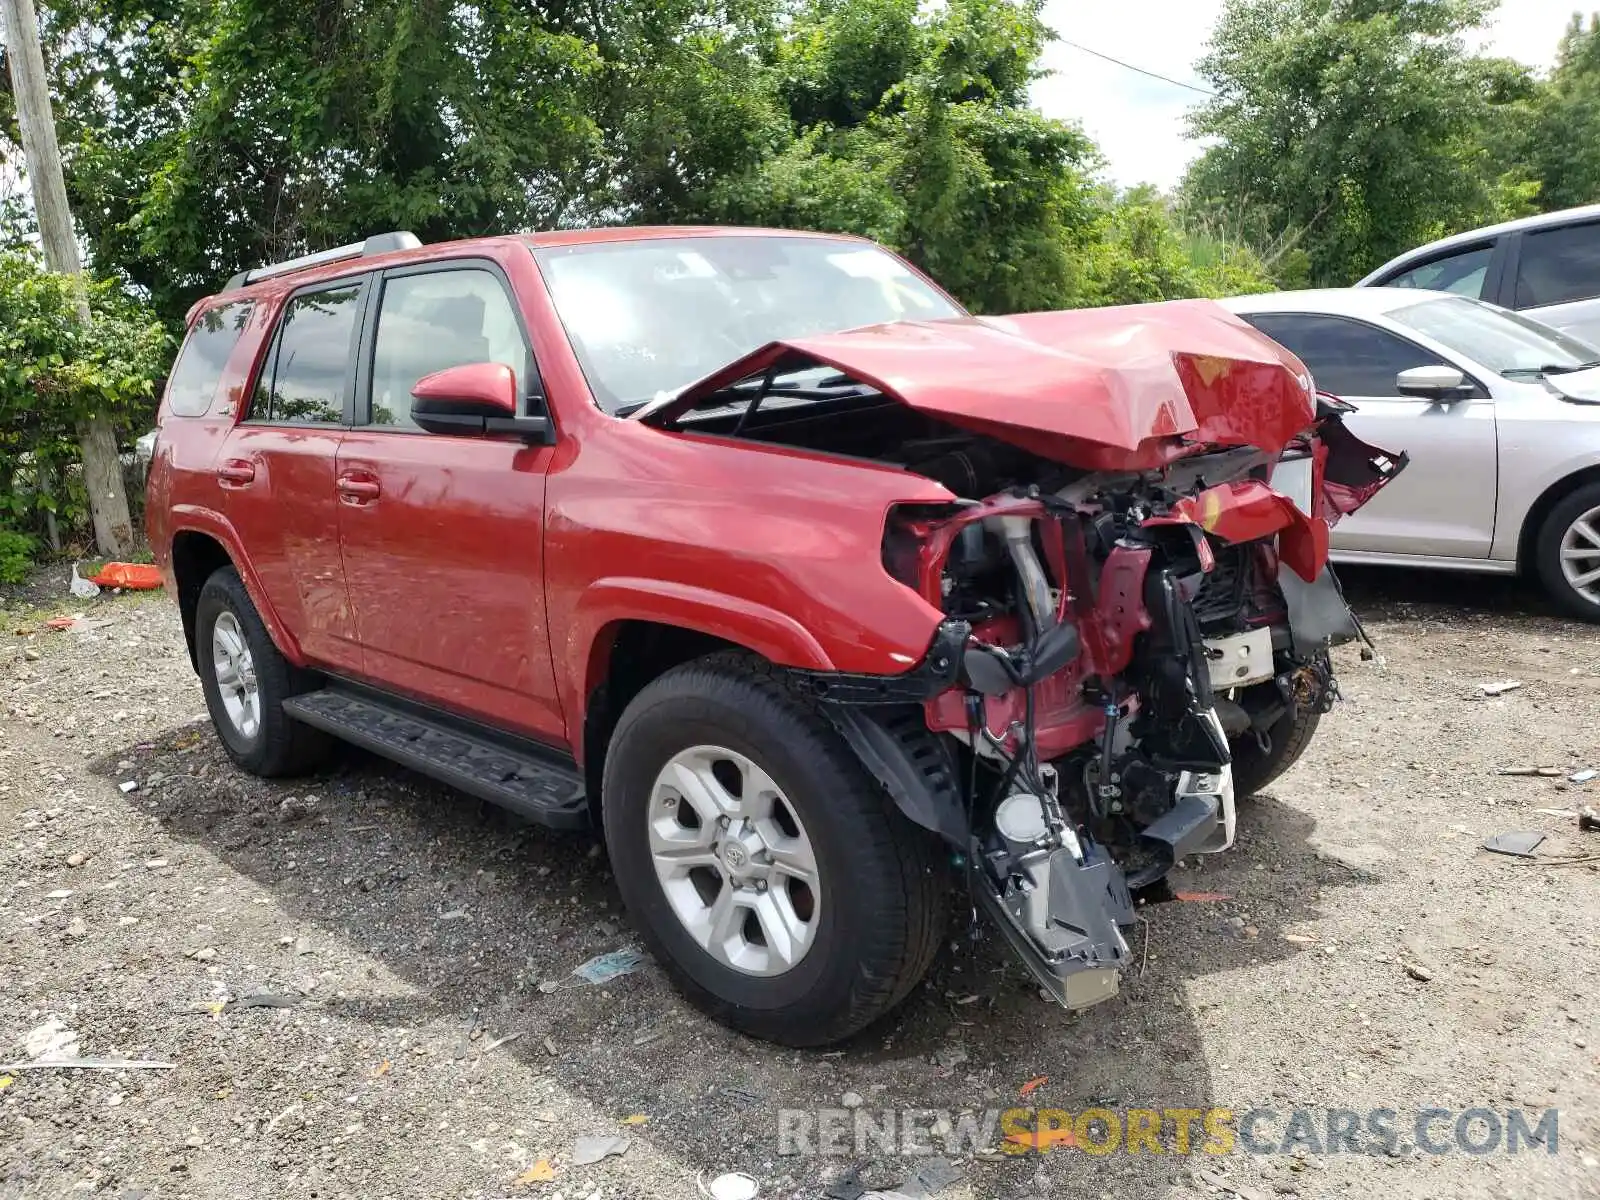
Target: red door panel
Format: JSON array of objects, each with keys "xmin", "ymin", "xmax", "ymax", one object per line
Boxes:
[
  {"xmin": 219, "ymin": 425, "xmax": 360, "ymax": 670},
  {"xmin": 335, "ymin": 431, "xmax": 564, "ymax": 742}
]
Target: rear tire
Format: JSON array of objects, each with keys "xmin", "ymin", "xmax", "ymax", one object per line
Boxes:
[
  {"xmin": 1229, "ymin": 697, "xmax": 1322, "ymax": 798},
  {"xmin": 195, "ymin": 566, "xmax": 333, "ymax": 777},
  {"xmin": 1535, "ymin": 482, "xmax": 1600, "ymax": 623},
  {"xmin": 602, "ymin": 653, "xmax": 948, "ymax": 1047}
]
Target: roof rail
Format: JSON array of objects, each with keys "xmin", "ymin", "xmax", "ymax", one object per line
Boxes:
[{"xmin": 222, "ymin": 231, "xmax": 423, "ymax": 291}]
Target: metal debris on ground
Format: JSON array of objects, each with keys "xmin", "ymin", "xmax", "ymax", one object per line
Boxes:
[
  {"xmin": 572, "ymin": 947, "xmax": 646, "ymax": 985},
  {"xmin": 1478, "ymin": 680, "xmax": 1523, "ymax": 697},
  {"xmin": 1483, "ymin": 831, "xmax": 1547, "ymax": 858},
  {"xmin": 900, "ymin": 1156, "xmax": 963, "ymax": 1195},
  {"xmin": 235, "ymin": 991, "xmax": 300, "ymax": 1009},
  {"xmin": 1572, "ymin": 769, "xmax": 1599, "ymax": 784},
  {"xmin": 701, "ymin": 1172, "xmax": 760, "ymax": 1200},
  {"xmin": 1, "ymin": 1057, "xmax": 175, "ymax": 1072},
  {"xmin": 571, "ymin": 1134, "xmax": 630, "ymax": 1166},
  {"xmin": 1497, "ymin": 767, "xmax": 1563, "ymax": 777},
  {"xmin": 477, "ymin": 1031, "xmax": 523, "ymax": 1054}
]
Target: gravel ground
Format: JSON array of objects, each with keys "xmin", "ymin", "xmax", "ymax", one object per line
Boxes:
[{"xmin": 2, "ymin": 566, "xmax": 1598, "ymax": 1200}]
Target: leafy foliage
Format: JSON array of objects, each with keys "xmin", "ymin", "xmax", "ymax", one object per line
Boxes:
[
  {"xmin": 1522, "ymin": 14, "xmax": 1600, "ymax": 211},
  {"xmin": 0, "ymin": 528, "xmax": 35, "ymax": 584},
  {"xmin": 0, "ymin": 249, "xmax": 169, "ymax": 544},
  {"xmin": 1083, "ymin": 188, "xmax": 1274, "ymax": 306},
  {"xmin": 1182, "ymin": 0, "xmax": 1539, "ymax": 286}
]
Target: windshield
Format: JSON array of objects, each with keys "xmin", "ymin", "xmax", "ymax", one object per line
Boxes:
[
  {"xmin": 1389, "ymin": 295, "xmax": 1600, "ymax": 378},
  {"xmin": 532, "ymin": 236, "xmax": 963, "ymax": 414}
]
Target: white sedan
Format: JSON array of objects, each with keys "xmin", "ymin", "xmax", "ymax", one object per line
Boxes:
[{"xmin": 1222, "ymin": 288, "xmax": 1600, "ymax": 621}]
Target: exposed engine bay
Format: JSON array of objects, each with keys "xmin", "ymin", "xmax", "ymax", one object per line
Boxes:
[{"xmin": 647, "ymin": 338, "xmax": 1405, "ymax": 1012}]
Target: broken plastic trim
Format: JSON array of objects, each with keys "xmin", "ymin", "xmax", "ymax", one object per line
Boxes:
[{"xmin": 787, "ymin": 619, "xmax": 970, "ymax": 704}]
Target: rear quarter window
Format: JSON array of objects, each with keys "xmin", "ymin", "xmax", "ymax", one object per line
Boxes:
[{"xmin": 166, "ymin": 300, "xmax": 255, "ymax": 417}]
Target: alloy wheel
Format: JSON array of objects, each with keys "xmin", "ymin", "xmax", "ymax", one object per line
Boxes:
[
  {"xmin": 210, "ymin": 611, "xmax": 261, "ymax": 739},
  {"xmin": 647, "ymin": 745, "xmax": 821, "ymax": 976},
  {"xmin": 1560, "ymin": 504, "xmax": 1600, "ymax": 605}
]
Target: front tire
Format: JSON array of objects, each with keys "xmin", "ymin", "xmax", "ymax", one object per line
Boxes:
[
  {"xmin": 195, "ymin": 566, "xmax": 332, "ymax": 777},
  {"xmin": 1535, "ymin": 483, "xmax": 1600, "ymax": 623},
  {"xmin": 602, "ymin": 654, "xmax": 948, "ymax": 1047}
]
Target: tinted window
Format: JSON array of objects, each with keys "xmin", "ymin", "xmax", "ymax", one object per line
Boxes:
[
  {"xmin": 1243, "ymin": 314, "xmax": 1444, "ymax": 397},
  {"xmin": 1515, "ymin": 222, "xmax": 1600, "ymax": 309},
  {"xmin": 369, "ymin": 268, "xmax": 529, "ymax": 428},
  {"xmin": 1384, "ymin": 243, "xmax": 1492, "ymax": 298},
  {"xmin": 167, "ymin": 300, "xmax": 253, "ymax": 417},
  {"xmin": 253, "ymin": 284, "xmax": 362, "ymax": 424}
]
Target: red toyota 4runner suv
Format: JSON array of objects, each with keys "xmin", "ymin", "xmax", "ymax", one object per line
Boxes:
[{"xmin": 146, "ymin": 227, "xmax": 1403, "ymax": 1046}]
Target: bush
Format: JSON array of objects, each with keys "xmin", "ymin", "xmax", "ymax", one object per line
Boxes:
[
  {"xmin": 0, "ymin": 250, "xmax": 170, "ymax": 562},
  {"xmin": 0, "ymin": 528, "xmax": 36, "ymax": 584}
]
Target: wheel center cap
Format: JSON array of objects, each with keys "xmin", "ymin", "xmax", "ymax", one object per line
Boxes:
[{"xmin": 721, "ymin": 842, "xmax": 750, "ymax": 873}]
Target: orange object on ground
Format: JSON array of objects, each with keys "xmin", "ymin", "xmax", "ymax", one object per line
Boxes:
[{"xmin": 87, "ymin": 562, "xmax": 163, "ymax": 590}]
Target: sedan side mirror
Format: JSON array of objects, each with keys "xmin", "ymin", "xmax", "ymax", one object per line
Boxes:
[
  {"xmin": 411, "ymin": 362, "xmax": 551, "ymax": 441},
  {"xmin": 1396, "ymin": 364, "xmax": 1475, "ymax": 403}
]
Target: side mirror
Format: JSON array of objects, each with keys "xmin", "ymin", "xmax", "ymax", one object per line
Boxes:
[
  {"xmin": 411, "ymin": 362, "xmax": 551, "ymax": 440},
  {"xmin": 1396, "ymin": 364, "xmax": 1474, "ymax": 402}
]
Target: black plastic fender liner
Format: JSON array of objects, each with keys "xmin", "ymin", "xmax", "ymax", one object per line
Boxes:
[
  {"xmin": 1278, "ymin": 564, "xmax": 1361, "ymax": 657},
  {"xmin": 818, "ymin": 703, "xmax": 970, "ymax": 847}
]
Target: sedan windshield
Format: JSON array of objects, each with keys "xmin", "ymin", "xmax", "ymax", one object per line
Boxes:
[
  {"xmin": 1389, "ymin": 295, "xmax": 1600, "ymax": 379},
  {"xmin": 532, "ymin": 236, "xmax": 962, "ymax": 414}
]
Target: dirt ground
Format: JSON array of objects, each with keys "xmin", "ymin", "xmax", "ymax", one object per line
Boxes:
[{"xmin": 2, "ymin": 565, "xmax": 1598, "ymax": 1200}]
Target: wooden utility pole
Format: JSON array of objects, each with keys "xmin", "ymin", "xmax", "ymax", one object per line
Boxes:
[{"xmin": 1, "ymin": 0, "xmax": 135, "ymax": 559}]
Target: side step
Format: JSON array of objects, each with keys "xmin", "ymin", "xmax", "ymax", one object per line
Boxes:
[{"xmin": 283, "ymin": 688, "xmax": 589, "ymax": 830}]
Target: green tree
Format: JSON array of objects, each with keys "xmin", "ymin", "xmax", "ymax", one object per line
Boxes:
[
  {"xmin": 1184, "ymin": 0, "xmax": 1530, "ymax": 286},
  {"xmin": 706, "ymin": 0, "xmax": 1102, "ymax": 313},
  {"xmin": 1525, "ymin": 13, "xmax": 1600, "ymax": 211}
]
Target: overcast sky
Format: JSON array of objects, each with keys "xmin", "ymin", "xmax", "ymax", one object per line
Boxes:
[{"xmin": 1032, "ymin": 0, "xmax": 1586, "ymax": 190}]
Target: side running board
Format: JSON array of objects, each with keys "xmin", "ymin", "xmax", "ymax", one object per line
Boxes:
[{"xmin": 283, "ymin": 688, "xmax": 589, "ymax": 830}]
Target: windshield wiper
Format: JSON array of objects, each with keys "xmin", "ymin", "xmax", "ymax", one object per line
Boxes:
[{"xmin": 1503, "ymin": 360, "xmax": 1600, "ymax": 380}]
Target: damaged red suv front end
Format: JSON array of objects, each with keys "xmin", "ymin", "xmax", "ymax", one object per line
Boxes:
[{"xmin": 645, "ymin": 296, "xmax": 1404, "ymax": 1009}]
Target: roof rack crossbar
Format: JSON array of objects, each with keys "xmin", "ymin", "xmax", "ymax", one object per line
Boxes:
[{"xmin": 223, "ymin": 231, "xmax": 423, "ymax": 291}]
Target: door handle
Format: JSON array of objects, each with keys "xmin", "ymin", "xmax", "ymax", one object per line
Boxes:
[
  {"xmin": 216, "ymin": 458, "xmax": 256, "ymax": 487},
  {"xmin": 336, "ymin": 472, "xmax": 381, "ymax": 503}
]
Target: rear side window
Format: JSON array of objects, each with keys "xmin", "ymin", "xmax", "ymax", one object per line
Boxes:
[
  {"xmin": 252, "ymin": 283, "xmax": 363, "ymax": 424},
  {"xmin": 1243, "ymin": 313, "xmax": 1445, "ymax": 397},
  {"xmin": 1383, "ymin": 243, "xmax": 1492, "ymax": 298},
  {"xmin": 167, "ymin": 300, "xmax": 254, "ymax": 417},
  {"xmin": 1515, "ymin": 222, "xmax": 1600, "ymax": 309}
]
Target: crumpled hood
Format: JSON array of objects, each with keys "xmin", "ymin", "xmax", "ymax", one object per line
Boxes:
[{"xmin": 643, "ymin": 299, "xmax": 1319, "ymax": 470}]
